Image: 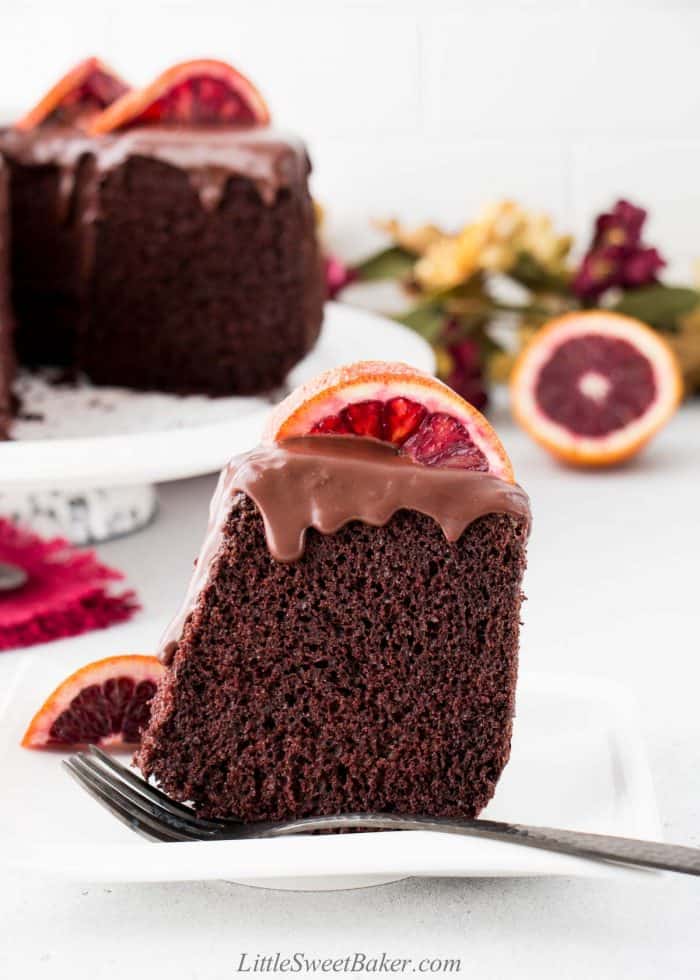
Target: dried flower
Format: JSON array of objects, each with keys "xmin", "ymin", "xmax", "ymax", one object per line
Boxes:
[
  {"xmin": 593, "ymin": 200, "xmax": 645, "ymax": 250},
  {"xmin": 411, "ymin": 200, "xmax": 572, "ymax": 291},
  {"xmin": 325, "ymin": 255, "xmax": 356, "ymax": 299},
  {"xmin": 435, "ymin": 320, "xmax": 488, "ymax": 409},
  {"xmin": 375, "ymin": 218, "xmax": 444, "ymax": 256},
  {"xmin": 414, "ymin": 226, "xmax": 486, "ymax": 291},
  {"xmin": 572, "ymin": 246, "xmax": 623, "ymax": 300},
  {"xmin": 573, "ymin": 199, "xmax": 665, "ymax": 300},
  {"xmin": 621, "ymin": 247, "xmax": 665, "ymax": 288},
  {"xmin": 670, "ymin": 306, "xmax": 700, "ymax": 392},
  {"xmin": 517, "ymin": 212, "xmax": 573, "ymax": 275}
]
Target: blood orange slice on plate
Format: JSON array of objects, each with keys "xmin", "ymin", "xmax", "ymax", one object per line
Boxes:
[
  {"xmin": 264, "ymin": 360, "xmax": 514, "ymax": 480},
  {"xmin": 89, "ymin": 59, "xmax": 270, "ymax": 134},
  {"xmin": 510, "ymin": 311, "xmax": 682, "ymax": 466},
  {"xmin": 22, "ymin": 655, "xmax": 163, "ymax": 749},
  {"xmin": 15, "ymin": 57, "xmax": 130, "ymax": 131}
]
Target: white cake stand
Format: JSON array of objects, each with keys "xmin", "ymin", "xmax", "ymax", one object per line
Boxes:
[{"xmin": 0, "ymin": 303, "xmax": 435, "ymax": 543}]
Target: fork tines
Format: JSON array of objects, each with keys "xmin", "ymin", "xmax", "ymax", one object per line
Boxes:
[{"xmin": 63, "ymin": 747, "xmax": 231, "ymax": 842}]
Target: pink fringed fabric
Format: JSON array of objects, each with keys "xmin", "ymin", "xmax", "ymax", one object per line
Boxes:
[{"xmin": 0, "ymin": 519, "xmax": 139, "ymax": 651}]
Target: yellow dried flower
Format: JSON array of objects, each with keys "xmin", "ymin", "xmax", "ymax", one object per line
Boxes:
[
  {"xmin": 519, "ymin": 213, "xmax": 573, "ymax": 273},
  {"xmin": 693, "ymin": 260, "xmax": 700, "ymax": 290},
  {"xmin": 517, "ymin": 321, "xmax": 542, "ymax": 348},
  {"xmin": 434, "ymin": 345, "xmax": 455, "ymax": 380},
  {"xmin": 488, "ymin": 350, "xmax": 517, "ymax": 384},
  {"xmin": 476, "ymin": 200, "xmax": 571, "ymax": 275},
  {"xmin": 415, "ymin": 224, "xmax": 487, "ymax": 291},
  {"xmin": 670, "ymin": 306, "xmax": 700, "ymax": 392},
  {"xmin": 381, "ymin": 200, "xmax": 572, "ymax": 292},
  {"xmin": 376, "ymin": 218, "xmax": 444, "ymax": 256},
  {"xmin": 477, "ymin": 201, "xmax": 523, "ymax": 272}
]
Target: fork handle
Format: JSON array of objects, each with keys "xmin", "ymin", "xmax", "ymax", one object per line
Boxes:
[{"xmin": 258, "ymin": 814, "xmax": 700, "ymax": 877}]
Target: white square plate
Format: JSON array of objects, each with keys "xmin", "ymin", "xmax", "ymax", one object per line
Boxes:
[{"xmin": 0, "ymin": 654, "xmax": 661, "ymax": 890}]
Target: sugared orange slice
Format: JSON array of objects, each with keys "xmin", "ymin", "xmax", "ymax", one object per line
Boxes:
[
  {"xmin": 22, "ymin": 655, "xmax": 163, "ymax": 749},
  {"xmin": 511, "ymin": 311, "xmax": 682, "ymax": 467},
  {"xmin": 88, "ymin": 59, "xmax": 270, "ymax": 134},
  {"xmin": 264, "ymin": 360, "xmax": 514, "ymax": 481},
  {"xmin": 15, "ymin": 57, "xmax": 130, "ymax": 131}
]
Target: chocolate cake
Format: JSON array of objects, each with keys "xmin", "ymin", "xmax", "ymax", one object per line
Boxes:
[
  {"xmin": 0, "ymin": 126, "xmax": 323, "ymax": 395},
  {"xmin": 138, "ymin": 394, "xmax": 530, "ymax": 821},
  {"xmin": 0, "ymin": 157, "xmax": 14, "ymax": 438},
  {"xmin": 0, "ymin": 125, "xmax": 91, "ymax": 369},
  {"xmin": 0, "ymin": 59, "xmax": 324, "ymax": 434}
]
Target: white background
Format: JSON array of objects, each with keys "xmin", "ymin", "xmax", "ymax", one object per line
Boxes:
[
  {"xmin": 1, "ymin": 2, "xmax": 700, "ymax": 977},
  {"xmin": 2, "ymin": 0, "xmax": 700, "ymax": 272}
]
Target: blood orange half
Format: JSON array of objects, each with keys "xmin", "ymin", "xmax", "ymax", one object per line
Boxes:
[
  {"xmin": 88, "ymin": 59, "xmax": 270, "ymax": 134},
  {"xmin": 22, "ymin": 655, "xmax": 163, "ymax": 749},
  {"xmin": 511, "ymin": 311, "xmax": 682, "ymax": 466},
  {"xmin": 264, "ymin": 360, "xmax": 514, "ymax": 480},
  {"xmin": 15, "ymin": 57, "xmax": 130, "ymax": 131}
]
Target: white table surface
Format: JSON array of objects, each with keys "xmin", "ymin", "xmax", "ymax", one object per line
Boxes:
[{"xmin": 1, "ymin": 401, "xmax": 699, "ymax": 979}]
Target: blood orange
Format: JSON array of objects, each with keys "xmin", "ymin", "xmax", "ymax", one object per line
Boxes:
[
  {"xmin": 89, "ymin": 59, "xmax": 270, "ymax": 134},
  {"xmin": 264, "ymin": 360, "xmax": 514, "ymax": 480},
  {"xmin": 15, "ymin": 57, "xmax": 130, "ymax": 131},
  {"xmin": 511, "ymin": 311, "xmax": 682, "ymax": 466},
  {"xmin": 22, "ymin": 655, "xmax": 163, "ymax": 749}
]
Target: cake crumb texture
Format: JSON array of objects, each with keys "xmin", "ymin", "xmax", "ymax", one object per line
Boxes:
[{"xmin": 138, "ymin": 497, "xmax": 528, "ymax": 821}]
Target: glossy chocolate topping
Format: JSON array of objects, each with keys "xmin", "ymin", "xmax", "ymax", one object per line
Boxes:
[
  {"xmin": 0, "ymin": 124, "xmax": 308, "ymax": 211},
  {"xmin": 159, "ymin": 436, "xmax": 531, "ymax": 663}
]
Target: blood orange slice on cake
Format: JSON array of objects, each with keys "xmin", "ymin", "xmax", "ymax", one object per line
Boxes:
[
  {"xmin": 22, "ymin": 655, "xmax": 163, "ymax": 749},
  {"xmin": 89, "ymin": 59, "xmax": 270, "ymax": 134},
  {"xmin": 264, "ymin": 360, "xmax": 514, "ymax": 480},
  {"xmin": 510, "ymin": 311, "xmax": 682, "ymax": 466},
  {"xmin": 15, "ymin": 57, "xmax": 130, "ymax": 131}
]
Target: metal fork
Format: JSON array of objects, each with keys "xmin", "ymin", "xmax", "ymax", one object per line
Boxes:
[{"xmin": 64, "ymin": 748, "xmax": 700, "ymax": 877}]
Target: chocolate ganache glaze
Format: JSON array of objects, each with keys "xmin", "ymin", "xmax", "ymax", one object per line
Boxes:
[
  {"xmin": 0, "ymin": 124, "xmax": 308, "ymax": 213},
  {"xmin": 159, "ymin": 436, "xmax": 531, "ymax": 663}
]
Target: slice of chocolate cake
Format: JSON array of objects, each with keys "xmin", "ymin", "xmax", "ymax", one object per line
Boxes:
[
  {"xmin": 138, "ymin": 362, "xmax": 530, "ymax": 821},
  {"xmin": 0, "ymin": 157, "xmax": 14, "ymax": 439}
]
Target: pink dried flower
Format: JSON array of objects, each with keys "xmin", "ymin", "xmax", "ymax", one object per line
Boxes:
[
  {"xmin": 593, "ymin": 200, "xmax": 646, "ymax": 250},
  {"xmin": 621, "ymin": 247, "xmax": 665, "ymax": 288},
  {"xmin": 573, "ymin": 200, "xmax": 665, "ymax": 301},
  {"xmin": 325, "ymin": 255, "xmax": 357, "ymax": 299},
  {"xmin": 438, "ymin": 320, "xmax": 488, "ymax": 410}
]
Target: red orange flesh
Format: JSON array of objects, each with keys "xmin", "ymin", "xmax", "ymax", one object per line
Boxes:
[
  {"xmin": 511, "ymin": 311, "xmax": 682, "ymax": 467},
  {"xmin": 88, "ymin": 59, "xmax": 270, "ymax": 135},
  {"xmin": 15, "ymin": 57, "xmax": 130, "ymax": 131},
  {"xmin": 264, "ymin": 360, "xmax": 515, "ymax": 481},
  {"xmin": 22, "ymin": 655, "xmax": 163, "ymax": 749}
]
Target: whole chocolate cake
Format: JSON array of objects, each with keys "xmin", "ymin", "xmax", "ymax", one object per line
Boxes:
[
  {"xmin": 0, "ymin": 58, "xmax": 324, "ymax": 432},
  {"xmin": 137, "ymin": 362, "xmax": 530, "ymax": 821}
]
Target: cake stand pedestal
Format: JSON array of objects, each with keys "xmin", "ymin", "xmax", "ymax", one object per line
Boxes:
[
  {"xmin": 0, "ymin": 485, "xmax": 157, "ymax": 545},
  {"xmin": 1, "ymin": 304, "xmax": 434, "ymax": 543}
]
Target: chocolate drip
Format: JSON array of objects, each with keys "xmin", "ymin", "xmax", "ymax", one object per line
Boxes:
[
  {"xmin": 0, "ymin": 122, "xmax": 313, "ymax": 314},
  {"xmin": 0, "ymin": 124, "xmax": 307, "ymax": 211},
  {"xmin": 186, "ymin": 167, "xmax": 232, "ymax": 211},
  {"xmin": 159, "ymin": 437, "xmax": 531, "ymax": 663}
]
